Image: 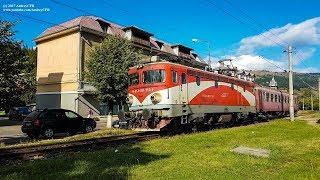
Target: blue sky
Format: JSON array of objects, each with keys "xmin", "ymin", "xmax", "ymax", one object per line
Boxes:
[{"xmin": 1, "ymin": 0, "xmax": 319, "ymax": 73}]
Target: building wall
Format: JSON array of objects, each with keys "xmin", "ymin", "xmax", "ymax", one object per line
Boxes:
[
  {"xmin": 36, "ymin": 32, "xmax": 80, "ymax": 93},
  {"xmin": 36, "ymin": 32, "xmax": 80, "ymax": 110}
]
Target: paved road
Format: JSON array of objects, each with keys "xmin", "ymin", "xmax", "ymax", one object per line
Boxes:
[{"xmin": 0, "ymin": 118, "xmax": 111, "ymax": 146}]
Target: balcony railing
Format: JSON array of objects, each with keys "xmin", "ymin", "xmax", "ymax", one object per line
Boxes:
[{"xmin": 131, "ymin": 36, "xmax": 150, "ymax": 47}]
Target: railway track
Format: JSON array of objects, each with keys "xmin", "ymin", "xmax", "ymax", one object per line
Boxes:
[{"xmin": 0, "ymin": 133, "xmax": 160, "ymax": 165}]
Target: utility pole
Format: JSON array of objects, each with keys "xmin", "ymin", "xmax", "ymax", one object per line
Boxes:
[
  {"xmin": 318, "ymin": 77, "xmax": 320, "ymax": 111},
  {"xmin": 288, "ymin": 45, "xmax": 294, "ymax": 121},
  {"xmin": 311, "ymin": 94, "xmax": 314, "ymax": 111}
]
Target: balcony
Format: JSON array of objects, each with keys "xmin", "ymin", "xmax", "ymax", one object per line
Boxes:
[{"xmin": 131, "ymin": 36, "xmax": 150, "ymax": 47}]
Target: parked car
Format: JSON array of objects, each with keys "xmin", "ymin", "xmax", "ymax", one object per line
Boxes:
[
  {"xmin": 21, "ymin": 109, "xmax": 96, "ymax": 139},
  {"xmin": 8, "ymin": 107, "xmax": 30, "ymax": 121}
]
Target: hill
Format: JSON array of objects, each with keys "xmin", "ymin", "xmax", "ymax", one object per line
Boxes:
[{"xmin": 253, "ymin": 71, "xmax": 320, "ymax": 90}]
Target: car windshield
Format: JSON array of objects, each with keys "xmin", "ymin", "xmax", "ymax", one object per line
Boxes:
[
  {"xmin": 129, "ymin": 72, "xmax": 139, "ymax": 86},
  {"xmin": 143, "ymin": 70, "xmax": 166, "ymax": 83}
]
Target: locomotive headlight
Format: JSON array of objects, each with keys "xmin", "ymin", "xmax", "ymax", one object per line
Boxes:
[
  {"xmin": 150, "ymin": 93, "xmax": 162, "ymax": 104},
  {"xmin": 126, "ymin": 96, "xmax": 133, "ymax": 105}
]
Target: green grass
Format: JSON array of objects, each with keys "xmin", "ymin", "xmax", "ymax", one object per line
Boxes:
[
  {"xmin": 0, "ymin": 111, "xmax": 5, "ymax": 116},
  {"xmin": 1, "ymin": 119, "xmax": 320, "ymax": 179},
  {"xmin": 0, "ymin": 128, "xmax": 135, "ymax": 149}
]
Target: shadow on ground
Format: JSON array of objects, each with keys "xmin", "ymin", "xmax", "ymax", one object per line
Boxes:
[
  {"xmin": 0, "ymin": 146, "xmax": 170, "ymax": 179},
  {"xmin": 0, "ymin": 119, "xmax": 22, "ymax": 127},
  {"xmin": 0, "ymin": 133, "xmax": 70, "ymax": 145}
]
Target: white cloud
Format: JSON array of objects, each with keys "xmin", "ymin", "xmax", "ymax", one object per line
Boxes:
[
  {"xmin": 293, "ymin": 48, "xmax": 316, "ymax": 65},
  {"xmin": 238, "ymin": 17, "xmax": 320, "ymax": 54},
  {"xmin": 210, "ymin": 54, "xmax": 287, "ymax": 72}
]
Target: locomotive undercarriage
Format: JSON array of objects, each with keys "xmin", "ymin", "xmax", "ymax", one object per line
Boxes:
[{"xmin": 117, "ymin": 105, "xmax": 289, "ymax": 132}]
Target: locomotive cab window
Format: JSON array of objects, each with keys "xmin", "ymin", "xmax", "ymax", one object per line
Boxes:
[
  {"xmin": 143, "ymin": 70, "xmax": 166, "ymax": 83},
  {"xmin": 172, "ymin": 71, "xmax": 178, "ymax": 83},
  {"xmin": 128, "ymin": 73, "xmax": 139, "ymax": 86}
]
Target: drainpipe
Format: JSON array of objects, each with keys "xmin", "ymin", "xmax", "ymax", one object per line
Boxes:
[{"xmin": 77, "ymin": 25, "xmax": 83, "ymax": 113}]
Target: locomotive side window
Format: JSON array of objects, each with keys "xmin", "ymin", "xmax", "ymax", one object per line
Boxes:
[
  {"xmin": 231, "ymin": 84, "xmax": 234, "ymax": 90},
  {"xmin": 172, "ymin": 71, "xmax": 178, "ymax": 83},
  {"xmin": 196, "ymin": 76, "xmax": 200, "ymax": 86},
  {"xmin": 182, "ymin": 73, "xmax": 187, "ymax": 84},
  {"xmin": 128, "ymin": 73, "xmax": 139, "ymax": 86},
  {"xmin": 143, "ymin": 70, "xmax": 166, "ymax": 83},
  {"xmin": 215, "ymin": 81, "xmax": 219, "ymax": 88}
]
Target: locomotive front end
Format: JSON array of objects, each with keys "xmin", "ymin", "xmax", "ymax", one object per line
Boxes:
[{"xmin": 119, "ymin": 63, "xmax": 174, "ymax": 131}]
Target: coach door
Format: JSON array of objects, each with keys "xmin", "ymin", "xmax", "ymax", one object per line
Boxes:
[{"xmin": 180, "ymin": 73, "xmax": 188, "ymax": 103}]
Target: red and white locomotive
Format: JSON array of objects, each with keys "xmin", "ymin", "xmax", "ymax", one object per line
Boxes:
[{"xmin": 119, "ymin": 61, "xmax": 298, "ymax": 131}]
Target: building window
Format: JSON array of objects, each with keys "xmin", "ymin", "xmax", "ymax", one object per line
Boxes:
[
  {"xmin": 182, "ymin": 73, "xmax": 186, "ymax": 84},
  {"xmin": 172, "ymin": 71, "xmax": 178, "ymax": 83},
  {"xmin": 196, "ymin": 76, "xmax": 200, "ymax": 86}
]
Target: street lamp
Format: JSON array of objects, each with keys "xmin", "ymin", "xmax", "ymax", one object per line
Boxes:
[{"xmin": 192, "ymin": 38, "xmax": 211, "ymax": 68}]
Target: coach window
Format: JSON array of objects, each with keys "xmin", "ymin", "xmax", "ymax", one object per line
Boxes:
[
  {"xmin": 275, "ymin": 94, "xmax": 278, "ymax": 102},
  {"xmin": 196, "ymin": 76, "xmax": 200, "ymax": 86},
  {"xmin": 181, "ymin": 73, "xmax": 187, "ymax": 84},
  {"xmin": 271, "ymin": 94, "xmax": 274, "ymax": 102},
  {"xmin": 172, "ymin": 71, "xmax": 178, "ymax": 83},
  {"xmin": 266, "ymin": 93, "xmax": 270, "ymax": 102}
]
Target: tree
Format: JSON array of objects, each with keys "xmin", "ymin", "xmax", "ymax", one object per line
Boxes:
[
  {"xmin": 20, "ymin": 47, "xmax": 37, "ymax": 105},
  {"xmin": 85, "ymin": 35, "xmax": 141, "ymax": 111},
  {"xmin": 0, "ymin": 20, "xmax": 27, "ymax": 111}
]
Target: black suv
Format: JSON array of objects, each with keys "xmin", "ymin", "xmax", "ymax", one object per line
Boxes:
[
  {"xmin": 21, "ymin": 109, "xmax": 96, "ymax": 139},
  {"xmin": 8, "ymin": 107, "xmax": 30, "ymax": 121}
]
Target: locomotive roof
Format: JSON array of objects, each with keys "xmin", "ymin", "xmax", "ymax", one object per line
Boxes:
[{"xmin": 130, "ymin": 61, "xmax": 255, "ymax": 86}]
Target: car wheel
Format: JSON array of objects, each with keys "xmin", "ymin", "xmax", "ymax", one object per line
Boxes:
[
  {"xmin": 42, "ymin": 127, "xmax": 54, "ymax": 139},
  {"xmin": 83, "ymin": 124, "xmax": 93, "ymax": 133},
  {"xmin": 27, "ymin": 132, "xmax": 39, "ymax": 139}
]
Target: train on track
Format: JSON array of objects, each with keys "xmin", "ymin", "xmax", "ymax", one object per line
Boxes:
[{"xmin": 118, "ymin": 60, "xmax": 298, "ymax": 132}]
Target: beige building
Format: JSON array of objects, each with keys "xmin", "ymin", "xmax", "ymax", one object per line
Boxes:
[{"xmin": 35, "ymin": 16, "xmax": 206, "ymax": 117}]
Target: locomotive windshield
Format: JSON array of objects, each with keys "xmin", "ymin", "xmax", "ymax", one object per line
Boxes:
[
  {"xmin": 143, "ymin": 69, "xmax": 166, "ymax": 83},
  {"xmin": 128, "ymin": 73, "xmax": 139, "ymax": 86}
]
